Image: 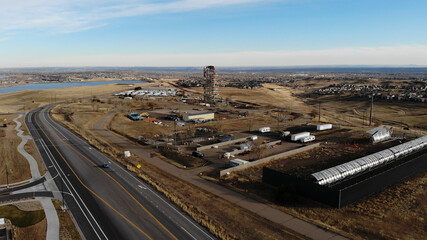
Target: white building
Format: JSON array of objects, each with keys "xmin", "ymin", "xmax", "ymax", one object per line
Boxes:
[{"xmin": 183, "ymin": 112, "xmax": 215, "ymax": 122}]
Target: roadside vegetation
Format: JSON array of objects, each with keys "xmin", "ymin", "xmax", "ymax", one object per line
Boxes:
[
  {"xmin": 52, "ymin": 199, "xmax": 82, "ymax": 240},
  {"xmin": 51, "ymin": 103, "xmax": 308, "ymax": 240}
]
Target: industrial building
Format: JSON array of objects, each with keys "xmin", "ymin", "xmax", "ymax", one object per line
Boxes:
[
  {"xmin": 366, "ymin": 125, "xmax": 392, "ymax": 143},
  {"xmin": 312, "ymin": 135, "xmax": 427, "ymax": 185},
  {"xmin": 264, "ymin": 136, "xmax": 427, "ymax": 208},
  {"xmin": 183, "ymin": 112, "xmax": 215, "ymax": 122}
]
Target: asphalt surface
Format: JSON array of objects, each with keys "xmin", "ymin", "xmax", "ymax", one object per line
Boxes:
[{"xmin": 26, "ymin": 105, "xmax": 215, "ymax": 240}]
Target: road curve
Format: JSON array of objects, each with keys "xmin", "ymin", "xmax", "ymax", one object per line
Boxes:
[{"xmin": 26, "ymin": 105, "xmax": 215, "ymax": 240}]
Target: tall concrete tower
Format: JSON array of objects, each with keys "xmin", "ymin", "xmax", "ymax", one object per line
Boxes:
[{"xmin": 203, "ymin": 65, "xmax": 217, "ymax": 104}]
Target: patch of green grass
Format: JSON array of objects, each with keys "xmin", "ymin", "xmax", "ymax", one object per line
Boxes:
[{"xmin": 0, "ymin": 205, "xmax": 45, "ymax": 227}]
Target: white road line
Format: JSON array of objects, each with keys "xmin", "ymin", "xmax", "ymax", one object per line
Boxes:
[
  {"xmin": 181, "ymin": 227, "xmax": 198, "ymax": 240},
  {"xmin": 39, "ymin": 134, "xmax": 107, "ymax": 240},
  {"xmin": 44, "ymin": 106, "xmax": 214, "ymax": 240},
  {"xmin": 110, "ymin": 159, "xmax": 215, "ymax": 240},
  {"xmin": 42, "ymin": 112, "xmax": 69, "ymax": 140}
]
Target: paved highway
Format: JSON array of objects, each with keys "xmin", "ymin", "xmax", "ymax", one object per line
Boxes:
[{"xmin": 26, "ymin": 105, "xmax": 215, "ymax": 240}]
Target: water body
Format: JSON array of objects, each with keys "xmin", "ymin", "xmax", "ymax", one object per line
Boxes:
[
  {"xmin": 0, "ymin": 80, "xmax": 144, "ymax": 94},
  {"xmin": 0, "ymin": 75, "xmax": 4, "ymax": 79}
]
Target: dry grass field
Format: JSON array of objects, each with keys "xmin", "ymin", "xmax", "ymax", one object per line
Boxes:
[
  {"xmin": 0, "ymin": 82, "xmax": 146, "ymax": 114},
  {"xmin": 0, "ymin": 115, "xmax": 46, "ymax": 185},
  {"xmin": 218, "ymin": 131, "xmax": 427, "ymax": 240},
  {"xmin": 0, "ymin": 137, "xmax": 32, "ymax": 185},
  {"xmin": 52, "ymin": 104, "xmax": 308, "ymax": 240}
]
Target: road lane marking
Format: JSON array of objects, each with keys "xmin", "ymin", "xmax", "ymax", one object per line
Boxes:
[
  {"xmin": 181, "ymin": 227, "xmax": 198, "ymax": 240},
  {"xmin": 39, "ymin": 138, "xmax": 106, "ymax": 240},
  {"xmin": 41, "ymin": 109, "xmax": 178, "ymax": 240},
  {"xmin": 44, "ymin": 105, "xmax": 215, "ymax": 240},
  {"xmin": 36, "ymin": 111, "xmax": 154, "ymax": 240},
  {"xmin": 41, "ymin": 112, "xmax": 68, "ymax": 140}
]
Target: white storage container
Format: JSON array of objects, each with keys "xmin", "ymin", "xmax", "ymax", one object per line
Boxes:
[
  {"xmin": 317, "ymin": 124, "xmax": 333, "ymax": 131},
  {"xmin": 291, "ymin": 132, "xmax": 310, "ymax": 141}
]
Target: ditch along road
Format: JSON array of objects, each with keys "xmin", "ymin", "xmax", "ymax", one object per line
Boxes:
[
  {"xmin": 94, "ymin": 111, "xmax": 349, "ymax": 240},
  {"xmin": 26, "ymin": 105, "xmax": 215, "ymax": 240}
]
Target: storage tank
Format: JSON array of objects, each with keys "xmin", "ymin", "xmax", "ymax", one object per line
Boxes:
[
  {"xmin": 291, "ymin": 132, "xmax": 310, "ymax": 141},
  {"xmin": 317, "ymin": 124, "xmax": 333, "ymax": 131}
]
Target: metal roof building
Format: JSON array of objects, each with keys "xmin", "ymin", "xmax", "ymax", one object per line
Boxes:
[
  {"xmin": 366, "ymin": 125, "xmax": 392, "ymax": 143},
  {"xmin": 312, "ymin": 135, "xmax": 427, "ymax": 185}
]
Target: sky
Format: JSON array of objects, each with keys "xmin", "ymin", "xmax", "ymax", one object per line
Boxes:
[{"xmin": 1, "ymin": 0, "xmax": 427, "ymax": 67}]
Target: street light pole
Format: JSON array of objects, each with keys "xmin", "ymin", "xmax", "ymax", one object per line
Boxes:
[{"xmin": 61, "ymin": 177, "xmax": 66, "ymax": 210}]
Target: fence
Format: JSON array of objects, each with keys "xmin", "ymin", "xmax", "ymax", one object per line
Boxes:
[
  {"xmin": 220, "ymin": 143, "xmax": 320, "ymax": 177},
  {"xmin": 263, "ymin": 151, "xmax": 427, "ymax": 208}
]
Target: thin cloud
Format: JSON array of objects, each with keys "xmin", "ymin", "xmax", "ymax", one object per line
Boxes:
[
  {"xmin": 0, "ymin": 0, "xmax": 262, "ymax": 35},
  {"xmin": 2, "ymin": 45, "xmax": 427, "ymax": 67}
]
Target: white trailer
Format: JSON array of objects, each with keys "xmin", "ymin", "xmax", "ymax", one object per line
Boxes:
[
  {"xmin": 317, "ymin": 124, "xmax": 333, "ymax": 131},
  {"xmin": 291, "ymin": 132, "xmax": 310, "ymax": 141},
  {"xmin": 229, "ymin": 159, "xmax": 249, "ymax": 167},
  {"xmin": 300, "ymin": 135, "xmax": 315, "ymax": 143},
  {"xmin": 259, "ymin": 127, "xmax": 271, "ymax": 133}
]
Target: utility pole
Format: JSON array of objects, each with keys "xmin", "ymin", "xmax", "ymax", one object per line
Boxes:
[
  {"xmin": 6, "ymin": 164, "xmax": 9, "ymax": 189},
  {"xmin": 369, "ymin": 94, "xmax": 374, "ymax": 126},
  {"xmin": 174, "ymin": 120, "xmax": 177, "ymax": 146}
]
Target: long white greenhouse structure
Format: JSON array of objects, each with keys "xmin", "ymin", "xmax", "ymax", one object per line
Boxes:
[{"xmin": 312, "ymin": 135, "xmax": 427, "ymax": 185}]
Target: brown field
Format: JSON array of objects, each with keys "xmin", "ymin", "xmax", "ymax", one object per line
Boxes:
[
  {"xmin": 0, "ymin": 138, "xmax": 32, "ymax": 184},
  {"xmin": 0, "ymin": 82, "xmax": 146, "ymax": 113},
  {"xmin": 0, "ymin": 115, "xmax": 46, "ymax": 185},
  {"xmin": 52, "ymin": 104, "xmax": 307, "ymax": 240},
  {"xmin": 13, "ymin": 218, "xmax": 47, "ymax": 240}
]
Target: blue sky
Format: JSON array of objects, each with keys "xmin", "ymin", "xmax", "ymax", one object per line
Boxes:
[{"xmin": 1, "ymin": 0, "xmax": 427, "ymax": 67}]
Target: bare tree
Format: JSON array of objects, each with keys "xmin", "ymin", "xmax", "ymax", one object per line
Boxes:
[{"xmin": 250, "ymin": 142, "xmax": 267, "ymax": 160}]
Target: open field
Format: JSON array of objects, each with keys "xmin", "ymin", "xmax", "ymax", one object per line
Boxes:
[
  {"xmin": 0, "ymin": 137, "xmax": 32, "ymax": 185},
  {"xmin": 52, "ymin": 105, "xmax": 308, "ymax": 240},
  {"xmin": 0, "ymin": 115, "xmax": 46, "ymax": 185},
  {"xmin": 2, "ymin": 77, "xmax": 425, "ymax": 239},
  {"xmin": 0, "ymin": 82, "xmax": 146, "ymax": 113}
]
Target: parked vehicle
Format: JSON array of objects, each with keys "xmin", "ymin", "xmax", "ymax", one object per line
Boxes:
[
  {"xmin": 192, "ymin": 151, "xmax": 204, "ymax": 158},
  {"xmin": 300, "ymin": 135, "xmax": 315, "ymax": 143},
  {"xmin": 259, "ymin": 127, "xmax": 271, "ymax": 133}
]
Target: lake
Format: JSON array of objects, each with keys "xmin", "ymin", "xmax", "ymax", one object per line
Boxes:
[{"xmin": 0, "ymin": 80, "xmax": 144, "ymax": 94}]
